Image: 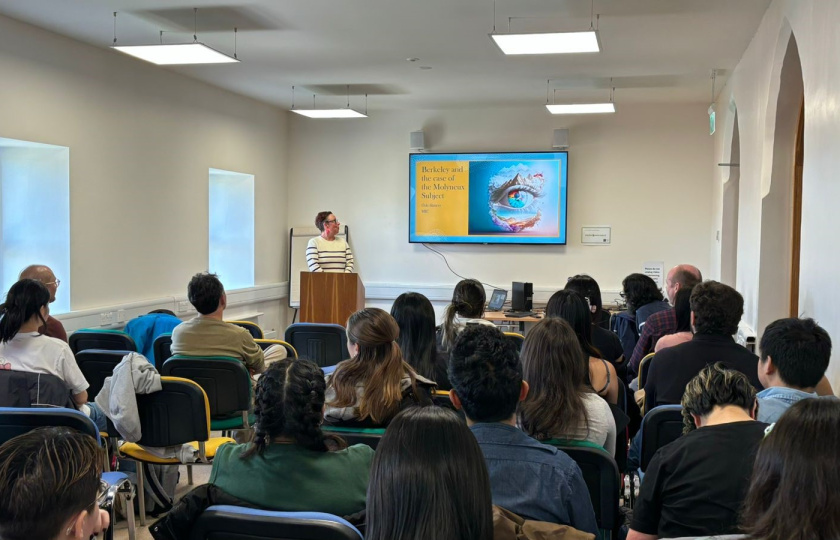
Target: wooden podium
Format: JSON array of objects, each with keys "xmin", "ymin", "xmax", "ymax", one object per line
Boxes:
[{"xmin": 299, "ymin": 272, "xmax": 365, "ymax": 325}]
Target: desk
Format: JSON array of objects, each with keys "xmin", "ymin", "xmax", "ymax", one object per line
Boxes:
[{"xmin": 483, "ymin": 311, "xmax": 543, "ymax": 333}]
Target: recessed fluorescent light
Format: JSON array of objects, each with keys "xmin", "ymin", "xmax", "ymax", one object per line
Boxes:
[
  {"xmin": 546, "ymin": 103, "xmax": 615, "ymax": 114},
  {"xmin": 291, "ymin": 109, "xmax": 368, "ymax": 119},
  {"xmin": 112, "ymin": 43, "xmax": 239, "ymax": 65},
  {"xmin": 491, "ymin": 31, "xmax": 600, "ymax": 55}
]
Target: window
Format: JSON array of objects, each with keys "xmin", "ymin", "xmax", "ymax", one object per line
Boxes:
[
  {"xmin": 0, "ymin": 138, "xmax": 71, "ymax": 313},
  {"xmin": 209, "ymin": 168, "xmax": 255, "ymax": 290}
]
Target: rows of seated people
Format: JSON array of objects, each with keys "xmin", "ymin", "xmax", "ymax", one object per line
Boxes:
[{"xmin": 0, "ymin": 264, "xmax": 838, "ymax": 540}]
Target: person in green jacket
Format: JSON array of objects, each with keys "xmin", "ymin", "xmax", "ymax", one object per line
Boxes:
[{"xmin": 210, "ymin": 358, "xmax": 374, "ymax": 516}]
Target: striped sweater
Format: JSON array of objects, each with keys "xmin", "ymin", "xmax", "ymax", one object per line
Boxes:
[{"xmin": 306, "ymin": 236, "xmax": 354, "ymax": 273}]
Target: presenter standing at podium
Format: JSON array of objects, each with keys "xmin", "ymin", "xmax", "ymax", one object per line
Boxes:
[{"xmin": 307, "ymin": 211, "xmax": 355, "ymax": 273}]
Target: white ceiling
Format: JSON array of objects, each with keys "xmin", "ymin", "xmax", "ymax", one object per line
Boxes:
[{"xmin": 0, "ymin": 0, "xmax": 771, "ymax": 111}]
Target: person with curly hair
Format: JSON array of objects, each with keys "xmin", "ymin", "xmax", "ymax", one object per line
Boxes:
[
  {"xmin": 325, "ymin": 307, "xmax": 435, "ymax": 426},
  {"xmin": 209, "ymin": 358, "xmax": 374, "ymax": 515},
  {"xmin": 613, "ymin": 273, "xmax": 670, "ymax": 362}
]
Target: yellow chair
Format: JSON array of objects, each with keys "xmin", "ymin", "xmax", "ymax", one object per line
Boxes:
[
  {"xmin": 225, "ymin": 320, "xmax": 264, "ymax": 339},
  {"xmin": 637, "ymin": 352, "xmax": 656, "ymax": 414},
  {"xmin": 255, "ymin": 338, "xmax": 299, "ymax": 359},
  {"xmin": 118, "ymin": 377, "xmax": 235, "ymax": 525},
  {"xmin": 503, "ymin": 332, "xmax": 525, "ymax": 352}
]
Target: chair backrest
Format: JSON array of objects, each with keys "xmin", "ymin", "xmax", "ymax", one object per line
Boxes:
[
  {"xmin": 284, "ymin": 323, "xmax": 350, "ymax": 367},
  {"xmin": 153, "ymin": 333, "xmax": 174, "ymax": 370},
  {"xmin": 191, "ymin": 505, "xmax": 362, "ymax": 540},
  {"xmin": 0, "ymin": 370, "xmax": 74, "ymax": 408},
  {"xmin": 69, "ymin": 329, "xmax": 137, "ymax": 355},
  {"xmin": 255, "ymin": 339, "xmax": 299, "ymax": 359},
  {"xmin": 638, "ymin": 352, "xmax": 656, "ymax": 389},
  {"xmin": 555, "ymin": 445, "xmax": 621, "ymax": 537},
  {"xmin": 640, "ymin": 404, "xmax": 684, "ymax": 472},
  {"xmin": 0, "ymin": 407, "xmax": 100, "ymax": 445},
  {"xmin": 226, "ymin": 320, "xmax": 264, "ymax": 339},
  {"xmin": 135, "ymin": 377, "xmax": 210, "ymax": 447},
  {"xmin": 161, "ymin": 357, "xmax": 251, "ymax": 420},
  {"xmin": 75, "ymin": 349, "xmax": 131, "ymax": 398},
  {"xmin": 322, "ymin": 426, "xmax": 385, "ymax": 450},
  {"xmin": 503, "ymin": 332, "xmax": 525, "ymax": 352}
]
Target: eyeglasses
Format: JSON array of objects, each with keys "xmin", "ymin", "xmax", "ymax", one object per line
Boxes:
[
  {"xmin": 619, "ymin": 291, "xmax": 626, "ymax": 298},
  {"xmin": 44, "ymin": 279, "xmax": 60, "ymax": 287},
  {"xmin": 324, "ymin": 219, "xmax": 339, "ymax": 225}
]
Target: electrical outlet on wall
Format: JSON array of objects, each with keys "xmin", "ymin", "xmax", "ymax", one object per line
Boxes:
[
  {"xmin": 100, "ymin": 313, "xmax": 109, "ymax": 326},
  {"xmin": 117, "ymin": 310, "xmax": 126, "ymax": 323},
  {"xmin": 178, "ymin": 301, "xmax": 190, "ymax": 313}
]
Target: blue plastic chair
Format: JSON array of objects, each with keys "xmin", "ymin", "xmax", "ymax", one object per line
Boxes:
[
  {"xmin": 191, "ymin": 505, "xmax": 362, "ymax": 540},
  {"xmin": 640, "ymin": 404, "xmax": 684, "ymax": 472},
  {"xmin": 284, "ymin": 323, "xmax": 350, "ymax": 367},
  {"xmin": 69, "ymin": 329, "xmax": 137, "ymax": 354}
]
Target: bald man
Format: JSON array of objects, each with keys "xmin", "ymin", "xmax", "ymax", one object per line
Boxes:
[
  {"xmin": 19, "ymin": 265, "xmax": 67, "ymax": 343},
  {"xmin": 628, "ymin": 264, "xmax": 702, "ymax": 377}
]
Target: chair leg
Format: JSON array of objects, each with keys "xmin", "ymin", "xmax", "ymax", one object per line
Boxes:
[
  {"xmin": 124, "ymin": 488, "xmax": 136, "ymax": 540},
  {"xmin": 136, "ymin": 462, "xmax": 146, "ymax": 527},
  {"xmin": 187, "ymin": 464, "xmax": 193, "ymax": 485}
]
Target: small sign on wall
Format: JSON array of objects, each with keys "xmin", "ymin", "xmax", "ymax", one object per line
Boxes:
[
  {"xmin": 581, "ymin": 226, "xmax": 611, "ymax": 245},
  {"xmin": 643, "ymin": 261, "xmax": 665, "ymax": 288}
]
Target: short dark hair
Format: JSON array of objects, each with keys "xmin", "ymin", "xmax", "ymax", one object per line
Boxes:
[
  {"xmin": 673, "ymin": 286, "xmax": 694, "ymax": 333},
  {"xmin": 0, "ymin": 427, "xmax": 102, "ymax": 540},
  {"xmin": 622, "ymin": 273, "xmax": 664, "ymax": 315},
  {"xmin": 742, "ymin": 399, "xmax": 840, "ymax": 540},
  {"xmin": 759, "ymin": 318, "xmax": 831, "ymax": 388},
  {"xmin": 689, "ymin": 281, "xmax": 743, "ymax": 335},
  {"xmin": 449, "ymin": 325, "xmax": 521, "ymax": 423},
  {"xmin": 681, "ymin": 362, "xmax": 756, "ymax": 433},
  {"xmin": 187, "ymin": 272, "xmax": 224, "ymax": 315},
  {"xmin": 315, "ymin": 211, "xmax": 333, "ymax": 231},
  {"xmin": 366, "ymin": 406, "xmax": 493, "ymax": 540}
]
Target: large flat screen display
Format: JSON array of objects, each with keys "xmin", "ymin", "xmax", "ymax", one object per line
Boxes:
[{"xmin": 409, "ymin": 151, "xmax": 568, "ymax": 244}]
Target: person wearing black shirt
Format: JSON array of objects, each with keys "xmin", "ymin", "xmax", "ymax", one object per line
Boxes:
[
  {"xmin": 628, "ymin": 363, "xmax": 766, "ymax": 540},
  {"xmin": 644, "ymin": 280, "xmax": 763, "ymax": 409}
]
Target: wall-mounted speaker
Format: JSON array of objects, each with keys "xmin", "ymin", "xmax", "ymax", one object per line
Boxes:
[
  {"xmin": 553, "ymin": 128, "xmax": 570, "ymax": 150},
  {"xmin": 410, "ymin": 131, "xmax": 425, "ymax": 151}
]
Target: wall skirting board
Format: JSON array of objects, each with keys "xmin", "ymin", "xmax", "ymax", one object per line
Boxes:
[
  {"xmin": 365, "ymin": 282, "xmax": 622, "ymax": 307},
  {"xmin": 57, "ymin": 282, "xmax": 288, "ymax": 333}
]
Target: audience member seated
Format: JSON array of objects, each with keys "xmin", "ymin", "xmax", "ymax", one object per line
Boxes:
[
  {"xmin": 653, "ymin": 286, "xmax": 694, "ymax": 352},
  {"xmin": 391, "ymin": 292, "xmax": 450, "ymax": 390},
  {"xmin": 151, "ymin": 359, "xmax": 374, "ymax": 539},
  {"xmin": 736, "ymin": 399, "xmax": 840, "ymax": 540},
  {"xmin": 0, "ymin": 279, "xmax": 106, "ymax": 428},
  {"xmin": 518, "ymin": 318, "xmax": 616, "ymax": 454},
  {"xmin": 564, "ymin": 274, "xmax": 623, "ymax": 363},
  {"xmin": 628, "ymin": 264, "xmax": 702, "ymax": 376},
  {"xmin": 366, "ymin": 406, "xmax": 594, "ymax": 540},
  {"xmin": 18, "ymin": 264, "xmax": 67, "ymax": 342},
  {"xmin": 448, "ymin": 324, "xmax": 598, "ymax": 535},
  {"xmin": 123, "ymin": 309, "xmax": 182, "ymax": 364},
  {"xmin": 643, "ymin": 281, "xmax": 762, "ymax": 409},
  {"xmin": 613, "ymin": 273, "xmax": 670, "ymax": 364},
  {"xmin": 756, "ymin": 317, "xmax": 833, "ymax": 423},
  {"xmin": 628, "ymin": 363, "xmax": 766, "ymax": 540},
  {"xmin": 325, "ymin": 307, "xmax": 434, "ymax": 426},
  {"xmin": 546, "ymin": 290, "xmax": 619, "ymax": 404},
  {"xmin": 436, "ymin": 278, "xmax": 494, "ymax": 354},
  {"xmin": 0, "ymin": 427, "xmax": 110, "ymax": 540},
  {"xmin": 170, "ymin": 272, "xmax": 265, "ymax": 374}
]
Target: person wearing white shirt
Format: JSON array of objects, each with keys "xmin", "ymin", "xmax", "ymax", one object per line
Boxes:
[{"xmin": 307, "ymin": 211, "xmax": 354, "ymax": 273}]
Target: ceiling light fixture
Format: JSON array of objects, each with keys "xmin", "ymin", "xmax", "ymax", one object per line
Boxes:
[
  {"xmin": 110, "ymin": 10, "xmax": 239, "ymax": 65},
  {"xmin": 289, "ymin": 86, "xmax": 368, "ymax": 119},
  {"xmin": 545, "ymin": 79, "xmax": 616, "ymax": 115},
  {"xmin": 490, "ymin": 0, "xmax": 601, "ymax": 55}
]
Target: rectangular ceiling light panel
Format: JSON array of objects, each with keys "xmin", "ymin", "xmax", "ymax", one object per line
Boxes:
[
  {"xmin": 112, "ymin": 43, "xmax": 239, "ymax": 65},
  {"xmin": 546, "ymin": 103, "xmax": 615, "ymax": 114},
  {"xmin": 491, "ymin": 31, "xmax": 600, "ymax": 55},
  {"xmin": 291, "ymin": 109, "xmax": 368, "ymax": 119}
]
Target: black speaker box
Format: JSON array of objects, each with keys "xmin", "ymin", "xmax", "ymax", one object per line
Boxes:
[{"xmin": 511, "ymin": 282, "xmax": 533, "ymax": 311}]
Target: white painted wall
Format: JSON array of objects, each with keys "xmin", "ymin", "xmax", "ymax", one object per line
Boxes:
[
  {"xmin": 288, "ymin": 103, "xmax": 714, "ymax": 321},
  {"xmin": 712, "ymin": 0, "xmax": 840, "ymax": 389},
  {"xmin": 0, "ymin": 14, "xmax": 290, "ymax": 328}
]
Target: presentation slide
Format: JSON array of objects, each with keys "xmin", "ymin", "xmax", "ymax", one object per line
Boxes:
[{"xmin": 409, "ymin": 152, "xmax": 568, "ymax": 245}]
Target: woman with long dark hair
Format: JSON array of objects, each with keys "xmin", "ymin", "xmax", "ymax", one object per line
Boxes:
[
  {"xmin": 564, "ymin": 274, "xmax": 623, "ymax": 362},
  {"xmin": 437, "ymin": 279, "xmax": 494, "ymax": 352},
  {"xmin": 390, "ymin": 292, "xmax": 450, "ymax": 390},
  {"xmin": 519, "ymin": 317, "xmax": 616, "ymax": 454},
  {"xmin": 366, "ymin": 406, "xmax": 494, "ymax": 540},
  {"xmin": 546, "ymin": 290, "xmax": 619, "ymax": 404},
  {"xmin": 739, "ymin": 398, "xmax": 840, "ymax": 540},
  {"xmin": 326, "ymin": 308, "xmax": 435, "ymax": 426},
  {"xmin": 209, "ymin": 358, "xmax": 373, "ymax": 515}
]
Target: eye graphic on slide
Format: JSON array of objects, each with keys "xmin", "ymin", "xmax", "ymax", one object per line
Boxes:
[{"xmin": 488, "ymin": 172, "xmax": 545, "ymax": 232}]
